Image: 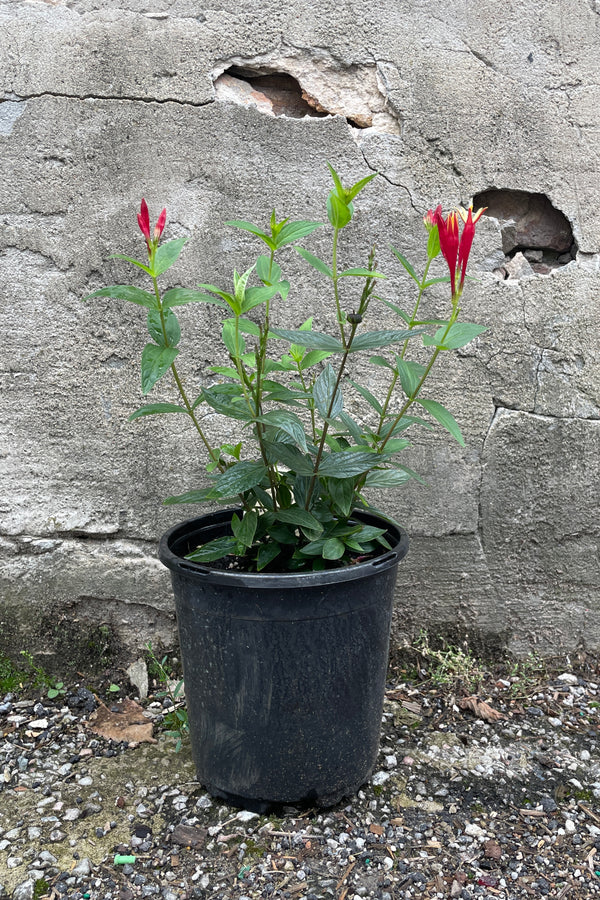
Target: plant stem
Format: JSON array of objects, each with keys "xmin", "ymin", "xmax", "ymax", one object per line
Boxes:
[
  {"xmin": 332, "ymin": 229, "xmax": 347, "ymax": 348},
  {"xmin": 377, "ymin": 258, "xmax": 432, "ymax": 432},
  {"xmin": 252, "ymin": 251, "xmax": 280, "ymax": 510},
  {"xmin": 379, "ymin": 303, "xmax": 459, "ymax": 453},
  {"xmin": 304, "ymin": 322, "xmax": 359, "ymax": 510},
  {"xmin": 153, "ymin": 277, "xmax": 223, "ymax": 470}
]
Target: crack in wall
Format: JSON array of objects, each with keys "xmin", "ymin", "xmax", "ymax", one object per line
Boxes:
[
  {"xmin": 1, "ymin": 91, "xmax": 215, "ymax": 109},
  {"xmin": 1, "ymin": 532, "xmax": 160, "ymax": 554},
  {"xmin": 355, "ymin": 144, "xmax": 420, "ymax": 215}
]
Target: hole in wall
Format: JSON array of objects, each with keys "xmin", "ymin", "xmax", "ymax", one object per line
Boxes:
[
  {"xmin": 473, "ymin": 188, "xmax": 577, "ymax": 279},
  {"xmin": 214, "ymin": 66, "xmax": 374, "ymax": 129}
]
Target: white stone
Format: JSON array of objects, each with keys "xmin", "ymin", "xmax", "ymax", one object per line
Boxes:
[
  {"xmin": 126, "ymin": 658, "xmax": 149, "ymax": 701},
  {"xmin": 236, "ymin": 810, "xmax": 259, "ymax": 822},
  {"xmin": 464, "ymin": 822, "xmax": 487, "ymax": 839},
  {"xmin": 372, "ymin": 771, "xmax": 390, "ymax": 786},
  {"xmin": 557, "ymin": 673, "xmax": 579, "ymax": 685}
]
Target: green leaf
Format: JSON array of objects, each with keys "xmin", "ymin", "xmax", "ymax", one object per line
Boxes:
[
  {"xmin": 186, "ymin": 535, "xmax": 238, "ymax": 563},
  {"xmin": 256, "ymin": 255, "xmax": 281, "ymax": 283},
  {"xmin": 242, "ymin": 284, "xmax": 278, "ymax": 312},
  {"xmin": 418, "ymin": 398, "xmax": 465, "ymax": 446},
  {"xmin": 275, "ymin": 220, "xmax": 322, "ymax": 248},
  {"xmin": 391, "ymin": 246, "xmax": 420, "ymax": 284},
  {"xmin": 337, "ymin": 411, "xmax": 369, "ymax": 445},
  {"xmin": 422, "ymin": 276, "xmax": 451, "ymax": 288},
  {"xmin": 295, "ymin": 247, "xmax": 333, "ymax": 279},
  {"xmin": 264, "ymin": 441, "xmax": 315, "ymax": 475},
  {"xmin": 234, "ymin": 264, "xmax": 255, "ymax": 305},
  {"xmin": 222, "ymin": 319, "xmax": 245, "ymax": 358},
  {"xmin": 154, "ymin": 238, "xmax": 187, "ymax": 276},
  {"xmin": 271, "ymin": 328, "xmax": 344, "ymax": 352},
  {"xmin": 350, "ymin": 328, "xmax": 427, "ymax": 352},
  {"xmin": 256, "ymin": 541, "xmax": 282, "ymax": 571},
  {"xmin": 209, "ymin": 461, "xmax": 268, "ymax": 497},
  {"xmin": 147, "ymin": 309, "xmax": 180, "ymax": 347},
  {"xmin": 326, "ymin": 163, "xmax": 346, "ymax": 199},
  {"xmin": 129, "ymin": 402, "xmax": 188, "ymax": 421},
  {"xmin": 345, "ymin": 172, "xmax": 378, "ymax": 202},
  {"xmin": 162, "ymin": 288, "xmax": 228, "ymax": 309},
  {"xmin": 84, "ymin": 285, "xmax": 158, "ymax": 310},
  {"xmin": 300, "ymin": 349, "xmax": 333, "ymax": 369},
  {"xmin": 427, "ymin": 226, "xmax": 441, "ymax": 259},
  {"xmin": 327, "ymin": 477, "xmax": 355, "ymax": 516},
  {"xmin": 395, "ymin": 358, "xmax": 426, "ymax": 398},
  {"xmin": 109, "ymin": 254, "xmax": 153, "ymax": 276},
  {"xmin": 197, "ymin": 283, "xmax": 237, "ymax": 311},
  {"xmin": 255, "ymin": 410, "xmax": 310, "ymax": 452},
  {"xmin": 338, "ymin": 267, "xmax": 386, "ymax": 278},
  {"xmin": 364, "ymin": 468, "xmax": 412, "ymax": 488},
  {"xmin": 201, "ymin": 385, "xmax": 251, "ymax": 420},
  {"xmin": 313, "ymin": 364, "xmax": 343, "ymax": 419},
  {"xmin": 275, "ymin": 507, "xmax": 324, "ymax": 534},
  {"xmin": 378, "ymin": 299, "xmax": 411, "ymax": 323},
  {"xmin": 231, "ymin": 510, "xmax": 258, "ymax": 548},
  {"xmin": 140, "ymin": 344, "xmax": 179, "ymax": 394},
  {"xmin": 379, "ymin": 415, "xmax": 432, "ymax": 438},
  {"xmin": 209, "ymin": 365, "xmax": 241, "ymax": 379},
  {"xmin": 347, "ymin": 378, "xmax": 383, "ymax": 414},
  {"xmin": 317, "ymin": 450, "xmax": 381, "ymax": 478},
  {"xmin": 322, "ymin": 537, "xmax": 345, "ymax": 560},
  {"xmin": 237, "ymin": 317, "xmax": 262, "ymax": 337},
  {"xmin": 276, "ymin": 280, "xmax": 290, "ymax": 301},
  {"xmin": 434, "ymin": 322, "xmax": 488, "ymax": 350},
  {"xmin": 327, "ymin": 192, "xmax": 352, "ymax": 229},
  {"xmin": 370, "ymin": 355, "xmax": 396, "ymax": 371},
  {"xmin": 226, "ymin": 220, "xmax": 276, "ymax": 250},
  {"xmin": 163, "ymin": 487, "xmax": 215, "ymax": 505}
]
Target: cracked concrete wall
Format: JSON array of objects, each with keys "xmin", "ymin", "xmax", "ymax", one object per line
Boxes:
[{"xmin": 1, "ymin": 0, "xmax": 599, "ymax": 659}]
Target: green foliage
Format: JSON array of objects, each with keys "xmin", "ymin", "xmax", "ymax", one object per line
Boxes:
[
  {"xmin": 414, "ymin": 630, "xmax": 486, "ymax": 692},
  {"xmin": 145, "ymin": 643, "xmax": 188, "ymax": 752},
  {"xmin": 0, "ymin": 651, "xmax": 26, "ymax": 693},
  {"xmin": 0, "ymin": 650, "xmax": 67, "ymax": 697},
  {"xmin": 87, "ymin": 166, "xmax": 487, "ymax": 572},
  {"xmin": 507, "ymin": 652, "xmax": 546, "ymax": 697},
  {"xmin": 33, "ymin": 878, "xmax": 50, "ymax": 900},
  {"xmin": 47, "ymin": 681, "xmax": 66, "ymax": 699}
]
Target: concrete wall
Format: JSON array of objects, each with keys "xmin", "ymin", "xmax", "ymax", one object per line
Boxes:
[{"xmin": 1, "ymin": 0, "xmax": 599, "ymax": 659}]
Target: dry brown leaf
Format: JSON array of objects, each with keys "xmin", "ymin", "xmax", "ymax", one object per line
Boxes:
[
  {"xmin": 484, "ymin": 839, "xmax": 502, "ymax": 859},
  {"xmin": 87, "ymin": 698, "xmax": 156, "ymax": 744},
  {"xmin": 458, "ymin": 696, "xmax": 504, "ymax": 722},
  {"xmin": 386, "ymin": 691, "xmax": 422, "ymax": 715},
  {"xmin": 171, "ymin": 824, "xmax": 207, "ymax": 848}
]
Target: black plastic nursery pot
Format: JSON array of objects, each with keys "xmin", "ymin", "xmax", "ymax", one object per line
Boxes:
[{"xmin": 158, "ymin": 508, "xmax": 409, "ymax": 810}]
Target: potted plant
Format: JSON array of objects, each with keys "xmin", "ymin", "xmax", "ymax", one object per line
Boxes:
[{"xmin": 86, "ymin": 166, "xmax": 485, "ymax": 809}]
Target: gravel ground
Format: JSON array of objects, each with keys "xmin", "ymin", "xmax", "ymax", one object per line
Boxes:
[{"xmin": 2, "ymin": 652, "xmax": 600, "ymax": 900}]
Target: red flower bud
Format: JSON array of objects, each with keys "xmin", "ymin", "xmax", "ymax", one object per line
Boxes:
[
  {"xmin": 154, "ymin": 207, "xmax": 167, "ymax": 242},
  {"xmin": 137, "ymin": 198, "xmax": 151, "ymax": 242},
  {"xmin": 423, "ymin": 204, "xmax": 442, "ymax": 232}
]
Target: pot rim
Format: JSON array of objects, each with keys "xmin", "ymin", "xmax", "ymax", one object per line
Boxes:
[{"xmin": 159, "ymin": 507, "xmax": 409, "ymax": 588}]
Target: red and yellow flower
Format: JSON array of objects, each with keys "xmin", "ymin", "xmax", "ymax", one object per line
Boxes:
[{"xmin": 434, "ymin": 205, "xmax": 486, "ymax": 299}]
